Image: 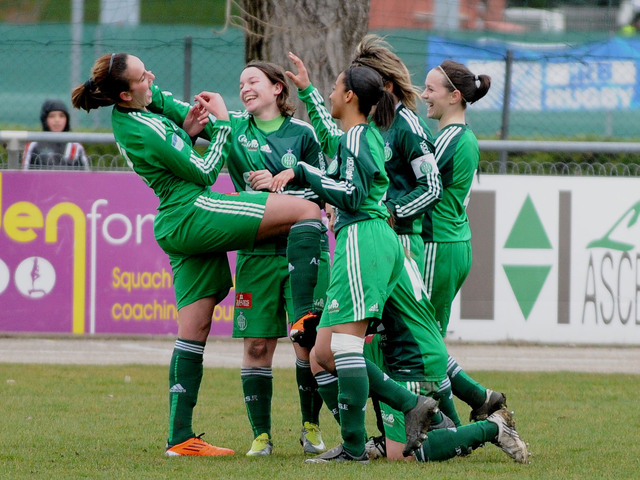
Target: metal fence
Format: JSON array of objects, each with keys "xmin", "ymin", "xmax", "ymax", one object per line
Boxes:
[
  {"xmin": 2, "ymin": 21, "xmax": 640, "ymax": 140},
  {"xmin": 2, "ymin": 130, "xmax": 640, "ymax": 175}
]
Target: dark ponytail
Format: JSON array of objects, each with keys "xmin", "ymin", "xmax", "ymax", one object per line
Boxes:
[
  {"xmin": 438, "ymin": 59, "xmax": 491, "ymax": 107},
  {"xmin": 71, "ymin": 53, "xmax": 129, "ymax": 112},
  {"xmin": 343, "ymin": 65, "xmax": 393, "ymax": 130}
]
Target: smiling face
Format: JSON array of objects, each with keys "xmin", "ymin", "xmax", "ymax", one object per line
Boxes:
[
  {"xmin": 420, "ymin": 68, "xmax": 453, "ymax": 120},
  {"xmin": 239, "ymin": 67, "xmax": 282, "ymax": 119},
  {"xmin": 120, "ymin": 55, "xmax": 155, "ymax": 109}
]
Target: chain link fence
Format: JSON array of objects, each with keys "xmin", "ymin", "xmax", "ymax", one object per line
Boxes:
[{"xmin": 1, "ymin": 2, "xmax": 639, "ymax": 173}]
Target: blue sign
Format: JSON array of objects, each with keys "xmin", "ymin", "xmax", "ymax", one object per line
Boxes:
[{"xmin": 427, "ymin": 36, "xmax": 640, "ymax": 111}]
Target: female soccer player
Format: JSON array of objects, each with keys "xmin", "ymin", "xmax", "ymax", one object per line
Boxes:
[
  {"xmin": 71, "ymin": 53, "xmax": 323, "ymax": 457},
  {"xmin": 194, "ymin": 61, "xmax": 330, "ymax": 456},
  {"xmin": 264, "ymin": 54, "xmax": 441, "ymax": 463},
  {"xmin": 421, "ymin": 60, "xmax": 507, "ymax": 423}
]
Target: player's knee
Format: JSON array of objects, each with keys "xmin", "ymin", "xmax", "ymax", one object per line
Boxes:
[{"xmin": 246, "ymin": 338, "xmax": 270, "ymax": 361}]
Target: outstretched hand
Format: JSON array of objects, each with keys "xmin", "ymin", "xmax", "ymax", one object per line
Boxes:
[
  {"xmin": 194, "ymin": 91, "xmax": 229, "ymax": 121},
  {"xmin": 285, "ymin": 52, "xmax": 311, "ymax": 91}
]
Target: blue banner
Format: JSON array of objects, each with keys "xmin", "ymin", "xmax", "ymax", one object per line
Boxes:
[{"xmin": 427, "ymin": 36, "xmax": 640, "ymax": 111}]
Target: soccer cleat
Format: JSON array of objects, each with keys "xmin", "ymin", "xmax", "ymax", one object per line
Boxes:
[
  {"xmin": 305, "ymin": 444, "xmax": 369, "ymax": 464},
  {"xmin": 470, "ymin": 389, "xmax": 507, "ymax": 422},
  {"xmin": 246, "ymin": 433, "xmax": 273, "ymax": 456},
  {"xmin": 300, "ymin": 422, "xmax": 326, "ymax": 454},
  {"xmin": 487, "ymin": 408, "xmax": 531, "ymax": 464},
  {"xmin": 289, "ymin": 311, "xmax": 321, "ymax": 348},
  {"xmin": 403, "ymin": 395, "xmax": 439, "ymax": 457},
  {"xmin": 165, "ymin": 434, "xmax": 234, "ymax": 456},
  {"xmin": 364, "ymin": 435, "xmax": 387, "ymax": 460}
]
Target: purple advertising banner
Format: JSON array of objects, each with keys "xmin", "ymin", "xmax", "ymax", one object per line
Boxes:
[{"xmin": 0, "ymin": 171, "xmax": 237, "ymax": 336}]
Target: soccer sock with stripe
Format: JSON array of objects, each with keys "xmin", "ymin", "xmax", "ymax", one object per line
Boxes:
[
  {"xmin": 287, "ymin": 219, "xmax": 322, "ymax": 320},
  {"xmin": 447, "ymin": 355, "xmax": 487, "ymax": 408},
  {"xmin": 366, "ymin": 358, "xmax": 418, "ymax": 413},
  {"xmin": 167, "ymin": 338, "xmax": 205, "ymax": 446},
  {"xmin": 335, "ymin": 352, "xmax": 369, "ymax": 457},
  {"xmin": 296, "ymin": 359, "xmax": 323, "ymax": 425},
  {"xmin": 414, "ymin": 421, "xmax": 498, "ymax": 461},
  {"xmin": 314, "ymin": 370, "xmax": 340, "ymax": 424},
  {"xmin": 241, "ymin": 366, "xmax": 273, "ymax": 439},
  {"xmin": 435, "ymin": 376, "xmax": 462, "ymax": 427}
]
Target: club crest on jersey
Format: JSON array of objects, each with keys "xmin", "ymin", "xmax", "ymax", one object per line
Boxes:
[
  {"xmin": 238, "ymin": 134, "xmax": 259, "ymax": 152},
  {"xmin": 281, "ymin": 149, "xmax": 298, "ymax": 168},
  {"xmin": 236, "ymin": 312, "xmax": 248, "ymax": 331},
  {"xmin": 420, "ymin": 161, "xmax": 433, "ymax": 175},
  {"xmin": 384, "ymin": 142, "xmax": 393, "ymax": 162},
  {"xmin": 327, "ymin": 159, "xmax": 339, "ymax": 175},
  {"xmin": 235, "ymin": 292, "xmax": 252, "ymax": 308}
]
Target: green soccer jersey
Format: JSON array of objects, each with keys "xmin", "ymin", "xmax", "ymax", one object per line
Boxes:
[
  {"xmin": 292, "ymin": 123, "xmax": 389, "ymax": 233},
  {"xmin": 224, "ymin": 111, "xmax": 327, "ymax": 254},
  {"xmin": 381, "ymin": 103, "xmax": 442, "ymax": 235},
  {"xmin": 421, "ymin": 123, "xmax": 479, "ymax": 243},
  {"xmin": 113, "ymin": 84, "xmax": 231, "ymax": 240},
  {"xmin": 295, "ymin": 85, "xmax": 389, "ymax": 232}
]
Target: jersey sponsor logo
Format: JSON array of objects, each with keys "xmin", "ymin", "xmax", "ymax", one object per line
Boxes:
[
  {"xmin": 260, "ymin": 144, "xmax": 272, "ymax": 153},
  {"xmin": 170, "ymin": 133, "xmax": 185, "ymax": 151},
  {"xmin": 381, "ymin": 410, "xmax": 395, "ymax": 427},
  {"xmin": 327, "ymin": 298, "xmax": 340, "ymax": 313},
  {"xmin": 345, "ymin": 157, "xmax": 355, "ymax": 180},
  {"xmin": 384, "ymin": 142, "xmax": 393, "ymax": 162},
  {"xmin": 235, "ymin": 292, "xmax": 252, "ymax": 308},
  {"xmin": 419, "ymin": 140, "xmax": 431, "ymax": 155},
  {"xmin": 236, "ymin": 312, "xmax": 248, "ymax": 331},
  {"xmin": 309, "ymin": 257, "xmax": 319, "ymax": 265},
  {"xmin": 238, "ymin": 134, "xmax": 259, "ymax": 152},
  {"xmin": 281, "ymin": 149, "xmax": 298, "ymax": 168},
  {"xmin": 313, "ymin": 298, "xmax": 325, "ymax": 310}
]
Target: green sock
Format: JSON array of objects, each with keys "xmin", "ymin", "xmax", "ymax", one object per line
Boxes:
[
  {"xmin": 296, "ymin": 359, "xmax": 323, "ymax": 425},
  {"xmin": 335, "ymin": 353, "xmax": 369, "ymax": 457},
  {"xmin": 241, "ymin": 367, "xmax": 273, "ymax": 438},
  {"xmin": 447, "ymin": 355, "xmax": 487, "ymax": 408},
  {"xmin": 365, "ymin": 358, "xmax": 417, "ymax": 413},
  {"xmin": 167, "ymin": 338, "xmax": 205, "ymax": 445},
  {"xmin": 314, "ymin": 370, "xmax": 340, "ymax": 424},
  {"xmin": 415, "ymin": 421, "xmax": 498, "ymax": 461},
  {"xmin": 435, "ymin": 377, "xmax": 462, "ymax": 427},
  {"xmin": 287, "ymin": 219, "xmax": 322, "ymax": 320}
]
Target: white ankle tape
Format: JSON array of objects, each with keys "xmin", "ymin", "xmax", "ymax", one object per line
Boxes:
[{"xmin": 330, "ymin": 333, "xmax": 364, "ymax": 356}]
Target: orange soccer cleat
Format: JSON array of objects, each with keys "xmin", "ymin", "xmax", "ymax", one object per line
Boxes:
[{"xmin": 165, "ymin": 434, "xmax": 235, "ymax": 457}]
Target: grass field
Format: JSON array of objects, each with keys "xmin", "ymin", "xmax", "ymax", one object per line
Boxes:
[{"xmin": 2, "ymin": 364, "xmax": 639, "ymax": 479}]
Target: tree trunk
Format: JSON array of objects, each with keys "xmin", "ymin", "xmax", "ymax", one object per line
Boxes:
[{"xmin": 241, "ymin": 0, "xmax": 370, "ymax": 122}]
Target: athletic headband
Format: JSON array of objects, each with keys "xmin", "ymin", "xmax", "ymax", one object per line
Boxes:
[
  {"xmin": 437, "ymin": 65, "xmax": 469, "ymax": 103},
  {"xmin": 108, "ymin": 53, "xmax": 116, "ymax": 76}
]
